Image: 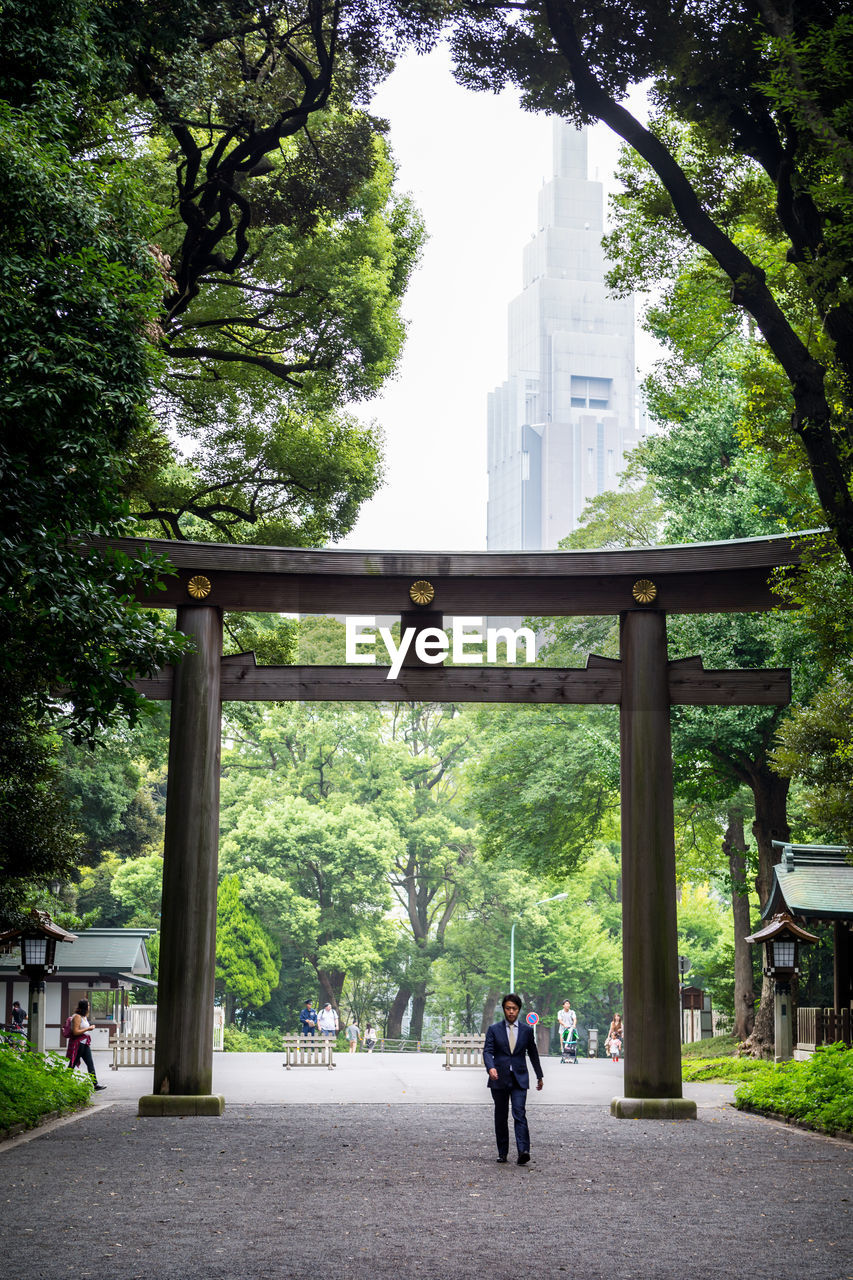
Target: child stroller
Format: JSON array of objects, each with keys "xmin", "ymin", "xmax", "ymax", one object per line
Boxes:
[{"xmin": 560, "ymin": 1027, "xmax": 579, "ymax": 1064}]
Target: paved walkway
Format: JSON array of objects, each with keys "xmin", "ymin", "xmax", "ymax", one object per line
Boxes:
[
  {"xmin": 1, "ymin": 1054, "xmax": 850, "ymax": 1280},
  {"xmin": 78, "ymin": 1048, "xmax": 737, "ymax": 1107}
]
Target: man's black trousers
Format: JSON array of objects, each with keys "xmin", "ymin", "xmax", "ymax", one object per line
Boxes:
[{"xmin": 490, "ymin": 1082, "xmax": 530, "ymax": 1157}]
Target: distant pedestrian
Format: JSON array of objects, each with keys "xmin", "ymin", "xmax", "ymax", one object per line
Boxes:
[
  {"xmin": 557, "ymin": 1000, "xmax": 576, "ymax": 1055},
  {"xmin": 605, "ymin": 1013, "xmax": 623, "ymax": 1058},
  {"xmin": 609, "ymin": 1034, "xmax": 622, "ymax": 1063},
  {"xmin": 317, "ymin": 1003, "xmax": 339, "ymax": 1037},
  {"xmin": 65, "ymin": 999, "xmax": 106, "ymax": 1091},
  {"xmin": 299, "ymin": 1000, "xmax": 318, "ymax": 1037},
  {"xmin": 10, "ymin": 1000, "xmax": 25, "ymax": 1030},
  {"xmin": 346, "ymin": 1018, "xmax": 359, "ymax": 1053},
  {"xmin": 363, "ymin": 1023, "xmax": 376, "ymax": 1053}
]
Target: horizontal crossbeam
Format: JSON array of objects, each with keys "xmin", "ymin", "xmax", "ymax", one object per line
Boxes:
[
  {"xmin": 134, "ymin": 659, "xmax": 791, "ymax": 706},
  {"xmin": 91, "ymin": 531, "xmax": 816, "ymax": 616}
]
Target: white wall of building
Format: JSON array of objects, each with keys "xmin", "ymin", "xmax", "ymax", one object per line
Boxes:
[{"xmin": 487, "ymin": 121, "xmax": 642, "ymax": 550}]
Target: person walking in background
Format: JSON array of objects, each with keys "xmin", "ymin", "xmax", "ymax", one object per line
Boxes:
[
  {"xmin": 10, "ymin": 1000, "xmax": 26, "ymax": 1031},
  {"xmin": 483, "ymin": 993, "xmax": 543, "ymax": 1165},
  {"xmin": 605, "ymin": 1013, "xmax": 623, "ymax": 1058},
  {"xmin": 346, "ymin": 1017, "xmax": 360, "ymax": 1053},
  {"xmin": 609, "ymin": 1031, "xmax": 622, "ymax": 1063},
  {"xmin": 317, "ymin": 1003, "xmax": 339, "ymax": 1038},
  {"xmin": 65, "ymin": 999, "xmax": 106, "ymax": 1091},
  {"xmin": 363, "ymin": 1022, "xmax": 377, "ymax": 1053},
  {"xmin": 557, "ymin": 1000, "xmax": 576, "ymax": 1054},
  {"xmin": 299, "ymin": 999, "xmax": 318, "ymax": 1036}
]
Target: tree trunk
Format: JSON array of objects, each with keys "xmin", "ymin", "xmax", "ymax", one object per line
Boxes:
[
  {"xmin": 723, "ymin": 807, "xmax": 755, "ymax": 1042},
  {"xmin": 751, "ymin": 767, "xmax": 791, "ymax": 909},
  {"xmin": 316, "ymin": 968, "xmax": 344, "ymax": 1012},
  {"xmin": 386, "ymin": 985, "xmax": 412, "ymax": 1039},
  {"xmin": 480, "ymin": 989, "xmax": 499, "ymax": 1033},
  {"xmin": 745, "ymin": 767, "xmax": 791, "ymax": 1057},
  {"xmin": 409, "ymin": 984, "xmax": 427, "ymax": 1041}
]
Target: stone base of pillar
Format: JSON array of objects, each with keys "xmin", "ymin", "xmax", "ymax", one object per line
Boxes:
[
  {"xmin": 138, "ymin": 1095, "xmax": 225, "ymax": 1117},
  {"xmin": 611, "ymin": 1096, "xmax": 697, "ymax": 1120}
]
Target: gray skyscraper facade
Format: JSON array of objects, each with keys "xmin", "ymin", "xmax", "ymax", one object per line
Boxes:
[{"xmin": 487, "ymin": 123, "xmax": 641, "ymax": 550}]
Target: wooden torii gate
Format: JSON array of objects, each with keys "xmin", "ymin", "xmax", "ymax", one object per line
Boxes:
[{"xmin": 107, "ymin": 532, "xmax": 806, "ymax": 1119}]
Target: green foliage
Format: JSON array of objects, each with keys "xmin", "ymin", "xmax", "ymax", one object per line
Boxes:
[
  {"xmin": 772, "ymin": 672, "xmax": 853, "ymax": 847},
  {"xmin": 112, "ymin": 853, "xmax": 164, "ymax": 924},
  {"xmin": 432, "ymin": 843, "xmax": 624, "ymax": 1036},
  {"xmin": 62, "ymin": 740, "xmax": 163, "ymax": 862},
  {"xmin": 466, "ymin": 704, "xmax": 619, "ymax": 876},
  {"xmin": 297, "ymin": 616, "xmax": 348, "ymax": 665},
  {"xmin": 0, "ymin": 2, "xmax": 182, "ymax": 903},
  {"xmin": 734, "ymin": 1045, "xmax": 853, "ymax": 1135},
  {"xmin": 0, "ymin": 1045, "xmax": 92, "ymax": 1131},
  {"xmin": 681, "ymin": 1056, "xmax": 769, "ymax": 1082},
  {"xmin": 0, "ymin": 718, "xmax": 83, "ymax": 924},
  {"xmin": 561, "ymin": 461, "xmax": 663, "ymax": 549},
  {"xmin": 224, "ymin": 614, "xmax": 299, "ymax": 666},
  {"xmin": 216, "ymin": 875, "xmax": 281, "ymax": 1016},
  {"xmin": 222, "ymin": 1025, "xmax": 281, "ymax": 1053},
  {"xmin": 677, "ymin": 883, "xmax": 733, "ymax": 995},
  {"xmin": 680, "ymin": 1034, "xmax": 740, "ymax": 1062},
  {"xmin": 0, "ymin": 97, "xmax": 182, "ymax": 737}
]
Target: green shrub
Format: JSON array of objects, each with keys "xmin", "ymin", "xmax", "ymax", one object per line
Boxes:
[
  {"xmin": 223, "ymin": 1025, "xmax": 281, "ymax": 1052},
  {"xmin": 682, "ymin": 1056, "xmax": 772, "ymax": 1083},
  {"xmin": 734, "ymin": 1043, "xmax": 853, "ymax": 1135},
  {"xmin": 0, "ymin": 1044, "xmax": 93, "ymax": 1131},
  {"xmin": 681, "ymin": 1034, "xmax": 739, "ymax": 1061}
]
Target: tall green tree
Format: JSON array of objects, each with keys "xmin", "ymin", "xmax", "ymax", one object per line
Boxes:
[
  {"xmin": 0, "ymin": 5, "xmax": 182, "ymax": 914},
  {"xmin": 215, "ymin": 874, "xmax": 281, "ymax": 1024},
  {"xmin": 219, "ymin": 789, "xmax": 396, "ymax": 1009},
  {"xmin": 0, "ymin": 0, "xmax": 436, "ymax": 904}
]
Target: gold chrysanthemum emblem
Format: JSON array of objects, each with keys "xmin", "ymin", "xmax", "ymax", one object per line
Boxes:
[
  {"xmin": 187, "ymin": 574, "xmax": 212, "ymax": 600},
  {"xmin": 409, "ymin": 579, "xmax": 435, "ymax": 606},
  {"xmin": 632, "ymin": 578, "xmax": 657, "ymax": 604}
]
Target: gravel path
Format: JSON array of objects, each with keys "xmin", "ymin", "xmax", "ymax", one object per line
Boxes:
[{"xmin": 1, "ymin": 1101, "xmax": 851, "ymax": 1280}]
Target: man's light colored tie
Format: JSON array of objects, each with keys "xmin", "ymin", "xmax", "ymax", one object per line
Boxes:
[{"xmin": 508, "ymin": 1023, "xmax": 517, "ymax": 1052}]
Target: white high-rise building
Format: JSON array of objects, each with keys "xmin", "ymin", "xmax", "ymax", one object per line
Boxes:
[{"xmin": 487, "ymin": 123, "xmax": 642, "ymax": 550}]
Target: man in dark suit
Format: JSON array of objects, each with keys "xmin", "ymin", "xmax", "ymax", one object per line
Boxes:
[{"xmin": 483, "ymin": 993, "xmax": 544, "ymax": 1165}]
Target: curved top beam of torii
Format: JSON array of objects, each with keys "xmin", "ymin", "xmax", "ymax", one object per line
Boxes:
[{"xmin": 100, "ymin": 529, "xmax": 818, "ymax": 617}]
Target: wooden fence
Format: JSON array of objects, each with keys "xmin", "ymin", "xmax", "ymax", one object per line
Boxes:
[
  {"xmin": 442, "ymin": 1035, "xmax": 485, "ymax": 1069},
  {"xmin": 797, "ymin": 1007, "xmax": 852, "ymax": 1051},
  {"xmin": 282, "ymin": 1034, "xmax": 335, "ymax": 1069},
  {"xmin": 111, "ymin": 1032, "xmax": 157, "ymax": 1069}
]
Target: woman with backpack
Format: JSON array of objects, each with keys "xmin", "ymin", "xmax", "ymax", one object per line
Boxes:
[{"xmin": 64, "ymin": 1000, "xmax": 106, "ymax": 1091}]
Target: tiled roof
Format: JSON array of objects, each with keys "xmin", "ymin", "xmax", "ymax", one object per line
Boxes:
[
  {"xmin": 764, "ymin": 845, "xmax": 853, "ymax": 921},
  {"xmin": 0, "ymin": 928, "xmax": 153, "ymax": 975}
]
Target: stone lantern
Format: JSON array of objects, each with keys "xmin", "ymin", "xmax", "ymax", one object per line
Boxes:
[
  {"xmin": 0, "ymin": 911, "xmax": 77, "ymax": 1052},
  {"xmin": 745, "ymin": 912, "xmax": 818, "ymax": 1062}
]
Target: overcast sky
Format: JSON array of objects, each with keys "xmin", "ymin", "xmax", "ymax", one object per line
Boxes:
[{"xmin": 340, "ymin": 46, "xmax": 651, "ymax": 553}]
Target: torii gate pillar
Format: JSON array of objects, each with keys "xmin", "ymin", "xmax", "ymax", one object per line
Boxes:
[
  {"xmin": 139, "ymin": 605, "xmax": 225, "ymax": 1117},
  {"xmin": 614, "ymin": 609, "xmax": 695, "ymax": 1119}
]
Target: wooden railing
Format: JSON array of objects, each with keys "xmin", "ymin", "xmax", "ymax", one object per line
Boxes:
[
  {"xmin": 442, "ymin": 1035, "xmax": 486, "ymax": 1069},
  {"xmin": 281, "ymin": 1034, "xmax": 335, "ymax": 1070},
  {"xmin": 797, "ymin": 1007, "xmax": 852, "ymax": 1051},
  {"xmin": 111, "ymin": 1032, "xmax": 156, "ymax": 1069},
  {"xmin": 375, "ymin": 1037, "xmax": 442, "ymax": 1053}
]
